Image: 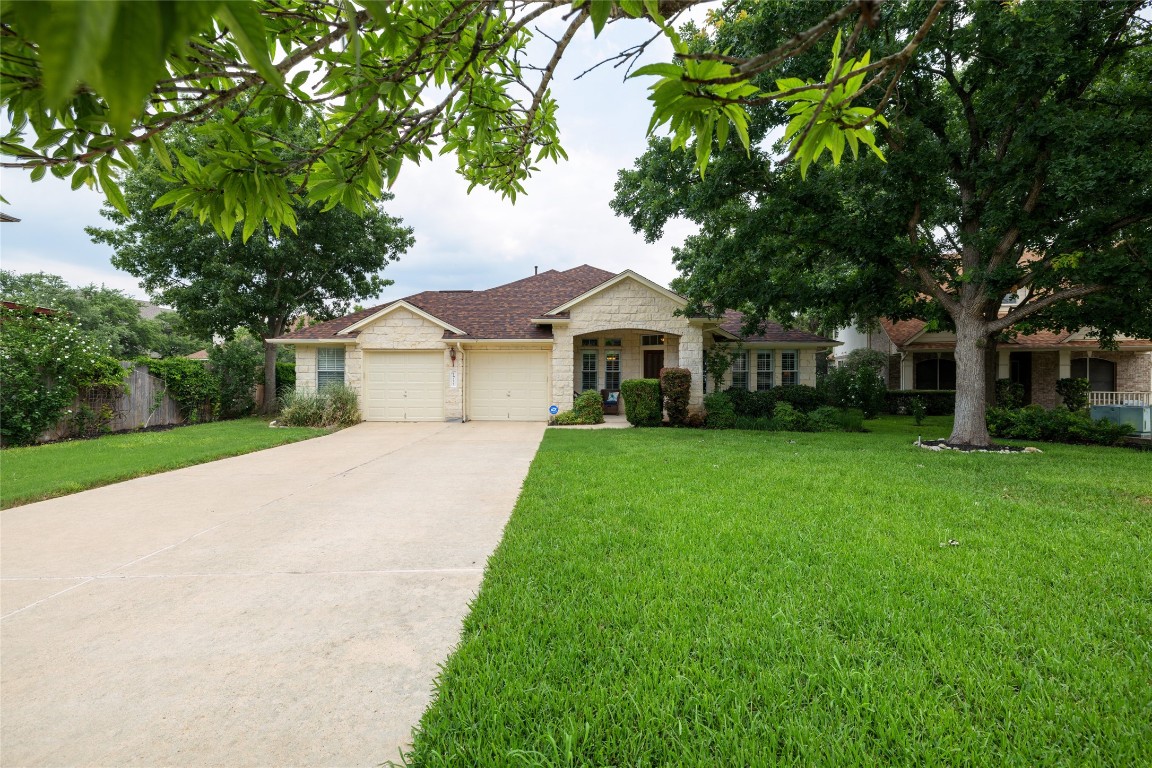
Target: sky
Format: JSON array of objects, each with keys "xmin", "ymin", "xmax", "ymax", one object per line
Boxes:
[{"xmin": 0, "ymin": 11, "xmax": 705, "ymax": 305}]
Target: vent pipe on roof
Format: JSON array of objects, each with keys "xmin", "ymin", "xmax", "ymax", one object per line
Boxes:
[{"xmin": 534, "ymin": 266, "xmax": 538, "ymax": 275}]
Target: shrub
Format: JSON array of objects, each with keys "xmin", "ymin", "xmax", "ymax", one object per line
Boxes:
[
  {"xmin": 0, "ymin": 307, "xmax": 127, "ymax": 446},
  {"xmin": 770, "ymin": 401, "xmax": 810, "ymax": 432},
  {"xmin": 553, "ymin": 390, "xmax": 604, "ymax": 426},
  {"xmin": 322, "ymin": 384, "xmax": 361, "ymax": 427},
  {"xmin": 726, "ymin": 387, "xmax": 776, "ymax": 419},
  {"xmin": 703, "ymin": 391, "xmax": 736, "ymax": 429},
  {"xmin": 822, "ymin": 363, "xmax": 887, "ymax": 418},
  {"xmin": 1056, "ymin": 377, "xmax": 1091, "ymax": 412},
  {"xmin": 808, "ymin": 405, "xmax": 843, "ymax": 432},
  {"xmin": 995, "ymin": 378, "xmax": 1026, "ymax": 409},
  {"xmin": 837, "ymin": 407, "xmax": 866, "ymax": 432},
  {"xmin": 621, "ymin": 379, "xmax": 662, "ymax": 427},
  {"xmin": 773, "ymin": 384, "xmax": 823, "ymax": 413},
  {"xmin": 660, "ymin": 367, "xmax": 691, "ymax": 426},
  {"xmin": 138, "ymin": 356, "xmax": 220, "ymax": 423},
  {"xmin": 884, "ymin": 390, "xmax": 956, "ymax": 416},
  {"xmin": 703, "ymin": 344, "xmax": 742, "ymax": 391},
  {"xmin": 276, "ymin": 360, "xmax": 296, "ymax": 397},
  {"xmin": 734, "ymin": 415, "xmax": 774, "ymax": 431},
  {"xmin": 685, "ymin": 409, "xmax": 707, "ymax": 428},
  {"xmin": 988, "ymin": 405, "xmax": 1132, "ymax": 445},
  {"xmin": 909, "ymin": 396, "xmax": 926, "ymax": 426},
  {"xmin": 279, "ymin": 385, "xmax": 361, "ymax": 428},
  {"xmin": 209, "ymin": 337, "xmax": 263, "ymax": 419}
]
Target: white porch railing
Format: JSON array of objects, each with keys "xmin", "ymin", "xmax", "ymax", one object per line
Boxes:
[{"xmin": 1089, "ymin": 391, "xmax": 1152, "ymax": 407}]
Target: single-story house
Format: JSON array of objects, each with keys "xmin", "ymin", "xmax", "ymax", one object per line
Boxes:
[
  {"xmin": 835, "ymin": 319, "xmax": 1152, "ymax": 408},
  {"xmin": 271, "ymin": 266, "xmax": 838, "ymax": 422}
]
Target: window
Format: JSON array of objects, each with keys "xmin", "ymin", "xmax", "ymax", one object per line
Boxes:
[
  {"xmin": 756, "ymin": 351, "xmax": 773, "ymax": 390},
  {"xmin": 780, "ymin": 351, "xmax": 798, "ymax": 386},
  {"xmin": 1071, "ymin": 357, "xmax": 1116, "ymax": 392},
  {"xmin": 731, "ymin": 352, "xmax": 748, "ymax": 390},
  {"xmin": 605, "ymin": 351, "xmax": 621, "ymax": 390},
  {"xmin": 581, "ymin": 351, "xmax": 598, "ymax": 391},
  {"xmin": 581, "ymin": 338, "xmax": 599, "ymax": 347},
  {"xmin": 604, "ymin": 338, "xmax": 622, "ymax": 347},
  {"xmin": 914, "ymin": 353, "xmax": 956, "ymax": 390},
  {"xmin": 317, "ymin": 347, "xmax": 345, "ymax": 389},
  {"xmin": 641, "ymin": 334, "xmax": 665, "ymax": 346}
]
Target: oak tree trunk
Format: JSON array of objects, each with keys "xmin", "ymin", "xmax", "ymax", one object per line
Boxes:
[
  {"xmin": 262, "ymin": 340, "xmax": 277, "ymax": 415},
  {"xmin": 949, "ymin": 317, "xmax": 993, "ymax": 447}
]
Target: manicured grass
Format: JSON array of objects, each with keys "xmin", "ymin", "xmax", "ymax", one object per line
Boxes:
[
  {"xmin": 404, "ymin": 416, "xmax": 1152, "ymax": 767},
  {"xmin": 0, "ymin": 418, "xmax": 329, "ymax": 508}
]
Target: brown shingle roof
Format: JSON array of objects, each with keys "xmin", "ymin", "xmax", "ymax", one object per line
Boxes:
[
  {"xmin": 274, "ymin": 265, "xmax": 615, "ymax": 341},
  {"xmin": 718, "ymin": 310, "xmax": 837, "ymax": 344},
  {"xmin": 880, "ymin": 318, "xmax": 927, "ymax": 347}
]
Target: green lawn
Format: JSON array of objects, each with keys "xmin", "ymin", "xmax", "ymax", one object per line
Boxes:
[
  {"xmin": 0, "ymin": 418, "xmax": 329, "ymax": 508},
  {"xmin": 404, "ymin": 416, "xmax": 1152, "ymax": 767}
]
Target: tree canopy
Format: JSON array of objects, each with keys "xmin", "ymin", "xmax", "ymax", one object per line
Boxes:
[
  {"xmin": 613, "ymin": 0, "xmax": 1152, "ymax": 446},
  {"xmin": 2, "ymin": 0, "xmax": 946, "ymax": 235},
  {"xmin": 87, "ymin": 124, "xmax": 414, "ymax": 409},
  {"xmin": 0, "ymin": 269, "xmax": 207, "ymax": 358}
]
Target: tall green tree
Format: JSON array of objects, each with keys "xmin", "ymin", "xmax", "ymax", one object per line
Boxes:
[
  {"xmin": 2, "ymin": 1, "xmax": 946, "ymax": 234},
  {"xmin": 614, "ymin": 0, "xmax": 1152, "ymax": 447},
  {"xmin": 87, "ymin": 140, "xmax": 414, "ymax": 412},
  {"xmin": 0, "ymin": 269, "xmax": 184, "ymax": 358}
]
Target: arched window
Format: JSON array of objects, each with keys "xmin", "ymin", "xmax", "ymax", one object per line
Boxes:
[
  {"xmin": 914, "ymin": 353, "xmax": 957, "ymax": 390},
  {"xmin": 1070, "ymin": 357, "xmax": 1116, "ymax": 392}
]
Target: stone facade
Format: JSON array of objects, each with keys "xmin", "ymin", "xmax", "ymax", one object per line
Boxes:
[
  {"xmin": 710, "ymin": 346, "xmax": 821, "ymax": 391},
  {"xmin": 553, "ymin": 277, "xmax": 705, "ymax": 408},
  {"xmin": 295, "ymin": 346, "xmax": 317, "ymax": 392}
]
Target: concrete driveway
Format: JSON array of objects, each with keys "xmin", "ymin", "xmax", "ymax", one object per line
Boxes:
[{"xmin": 1, "ymin": 421, "xmax": 545, "ymax": 767}]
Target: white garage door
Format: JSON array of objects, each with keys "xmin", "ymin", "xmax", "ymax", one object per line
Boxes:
[
  {"xmin": 467, "ymin": 349, "xmax": 550, "ymax": 421},
  {"xmin": 363, "ymin": 351, "xmax": 444, "ymax": 421}
]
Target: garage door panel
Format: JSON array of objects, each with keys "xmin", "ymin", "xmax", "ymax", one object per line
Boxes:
[
  {"xmin": 468, "ymin": 350, "xmax": 550, "ymax": 421},
  {"xmin": 364, "ymin": 351, "xmax": 444, "ymax": 421}
]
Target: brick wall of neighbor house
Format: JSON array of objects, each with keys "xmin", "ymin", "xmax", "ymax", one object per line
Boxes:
[
  {"xmin": 1031, "ymin": 352, "xmax": 1060, "ymax": 408},
  {"xmin": 295, "ymin": 346, "xmax": 317, "ymax": 392},
  {"xmin": 351, "ymin": 308, "xmax": 461, "ymax": 419},
  {"xmin": 554, "ymin": 277, "xmax": 704, "ymax": 408},
  {"xmin": 1072, "ymin": 351, "xmax": 1152, "ymax": 393}
]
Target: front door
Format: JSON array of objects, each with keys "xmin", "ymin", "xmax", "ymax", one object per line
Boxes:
[
  {"xmin": 643, "ymin": 349, "xmax": 664, "ymax": 379},
  {"xmin": 1009, "ymin": 351, "xmax": 1033, "ymax": 404}
]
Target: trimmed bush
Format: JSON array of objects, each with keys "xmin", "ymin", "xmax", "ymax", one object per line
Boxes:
[
  {"xmin": 703, "ymin": 391, "xmax": 736, "ymax": 429},
  {"xmin": 771, "ymin": 402, "xmax": 809, "ymax": 432},
  {"xmin": 726, "ymin": 387, "xmax": 776, "ymax": 419},
  {"xmin": 554, "ymin": 390, "xmax": 604, "ymax": 425},
  {"xmin": 773, "ymin": 384, "xmax": 823, "ymax": 413},
  {"xmin": 621, "ymin": 379, "xmax": 662, "ymax": 427},
  {"xmin": 808, "ymin": 406, "xmax": 843, "ymax": 432},
  {"xmin": 988, "ymin": 405, "xmax": 1131, "ymax": 446},
  {"xmin": 885, "ymin": 390, "xmax": 956, "ymax": 416},
  {"xmin": 660, "ymin": 367, "xmax": 691, "ymax": 426},
  {"xmin": 1056, "ymin": 377, "xmax": 1091, "ymax": 412}
]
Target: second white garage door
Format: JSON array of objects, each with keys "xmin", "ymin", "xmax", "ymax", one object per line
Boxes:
[
  {"xmin": 467, "ymin": 349, "xmax": 550, "ymax": 421},
  {"xmin": 364, "ymin": 351, "xmax": 444, "ymax": 421}
]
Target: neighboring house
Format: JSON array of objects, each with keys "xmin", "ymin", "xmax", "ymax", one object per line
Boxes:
[
  {"xmin": 835, "ymin": 319, "xmax": 1152, "ymax": 408},
  {"xmin": 270, "ymin": 266, "xmax": 838, "ymax": 422},
  {"xmin": 185, "ymin": 350, "xmax": 210, "ymax": 362},
  {"xmin": 137, "ymin": 301, "xmax": 171, "ymax": 321}
]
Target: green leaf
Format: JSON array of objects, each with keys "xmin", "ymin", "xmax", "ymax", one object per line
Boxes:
[
  {"xmin": 97, "ymin": 164, "xmax": 129, "ymax": 217},
  {"xmin": 217, "ymin": 2, "xmax": 283, "ymax": 89},
  {"xmin": 588, "ymin": 0, "xmax": 612, "ymax": 36},
  {"xmin": 630, "ymin": 62, "xmax": 684, "ymax": 80},
  {"xmin": 93, "ymin": 2, "xmax": 165, "ymax": 134}
]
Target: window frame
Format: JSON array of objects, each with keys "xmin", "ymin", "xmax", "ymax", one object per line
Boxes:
[
  {"xmin": 641, "ymin": 334, "xmax": 665, "ymax": 346},
  {"xmin": 581, "ymin": 350, "xmax": 599, "ymax": 391},
  {"xmin": 317, "ymin": 347, "xmax": 346, "ymax": 390},
  {"xmin": 756, "ymin": 350, "xmax": 774, "ymax": 390},
  {"xmin": 604, "ymin": 350, "xmax": 621, "ymax": 391},
  {"xmin": 731, "ymin": 351, "xmax": 749, "ymax": 391},
  {"xmin": 780, "ymin": 350, "xmax": 798, "ymax": 386}
]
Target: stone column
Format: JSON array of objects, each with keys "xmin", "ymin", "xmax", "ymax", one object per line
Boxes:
[
  {"xmin": 552, "ymin": 327, "xmax": 574, "ymax": 409},
  {"xmin": 680, "ymin": 327, "xmax": 705, "ymax": 405},
  {"xmin": 901, "ymin": 355, "xmax": 914, "ymax": 390}
]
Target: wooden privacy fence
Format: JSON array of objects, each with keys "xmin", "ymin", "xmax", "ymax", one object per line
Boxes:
[{"xmin": 40, "ymin": 363, "xmax": 185, "ymax": 442}]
